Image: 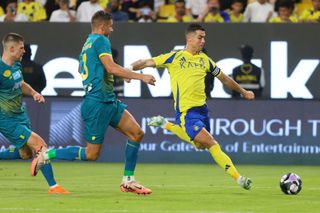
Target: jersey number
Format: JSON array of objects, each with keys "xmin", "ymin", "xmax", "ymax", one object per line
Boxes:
[{"xmin": 81, "ymin": 53, "xmax": 89, "ymax": 80}]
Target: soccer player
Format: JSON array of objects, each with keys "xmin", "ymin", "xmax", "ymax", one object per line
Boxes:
[
  {"xmin": 0, "ymin": 32, "xmax": 68, "ymax": 194},
  {"xmin": 31, "ymin": 11, "xmax": 155, "ymax": 195},
  {"xmin": 129, "ymin": 23, "xmax": 254, "ymax": 190}
]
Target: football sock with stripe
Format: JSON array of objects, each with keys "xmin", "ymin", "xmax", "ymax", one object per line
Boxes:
[
  {"xmin": 209, "ymin": 144, "xmax": 241, "ymax": 180},
  {"xmin": 0, "ymin": 147, "xmax": 21, "ymax": 159},
  {"xmin": 45, "ymin": 146, "xmax": 87, "ymax": 161}
]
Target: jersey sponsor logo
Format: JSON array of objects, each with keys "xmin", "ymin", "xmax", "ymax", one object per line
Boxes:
[
  {"xmin": 3, "ymin": 70, "xmax": 11, "ymax": 78},
  {"xmin": 12, "ymin": 71, "xmax": 21, "ymax": 80}
]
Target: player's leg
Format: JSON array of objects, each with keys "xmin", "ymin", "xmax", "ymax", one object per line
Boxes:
[
  {"xmin": 27, "ymin": 132, "xmax": 69, "ymax": 194},
  {"xmin": 115, "ymin": 109, "xmax": 151, "ymax": 195},
  {"xmin": 193, "ymin": 129, "xmax": 252, "ymax": 190},
  {"xmin": 42, "ymin": 99, "xmax": 108, "ymax": 162},
  {"xmin": 148, "ymin": 115, "xmax": 193, "ymax": 143},
  {"xmin": 0, "ymin": 146, "xmax": 21, "ymax": 159}
]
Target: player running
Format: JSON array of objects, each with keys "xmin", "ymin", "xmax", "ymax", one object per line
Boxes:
[
  {"xmin": 0, "ymin": 32, "xmax": 68, "ymax": 194},
  {"xmin": 31, "ymin": 11, "xmax": 155, "ymax": 195}
]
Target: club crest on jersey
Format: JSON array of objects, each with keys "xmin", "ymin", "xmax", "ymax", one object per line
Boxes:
[
  {"xmin": 193, "ymin": 125, "xmax": 199, "ymax": 131},
  {"xmin": 3, "ymin": 70, "xmax": 11, "ymax": 78}
]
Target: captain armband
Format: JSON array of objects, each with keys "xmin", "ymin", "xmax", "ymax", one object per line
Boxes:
[{"xmin": 211, "ymin": 66, "xmax": 221, "ymax": 77}]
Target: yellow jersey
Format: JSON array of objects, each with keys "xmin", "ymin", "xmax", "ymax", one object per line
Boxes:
[
  {"xmin": 299, "ymin": 8, "xmax": 320, "ymax": 22},
  {"xmin": 153, "ymin": 50, "xmax": 221, "ymax": 112},
  {"xmin": 99, "ymin": 0, "xmax": 109, "ymax": 8},
  {"xmin": 269, "ymin": 16, "xmax": 298, "ymax": 23},
  {"xmin": 204, "ymin": 13, "xmax": 224, "ymax": 23},
  {"xmin": 166, "ymin": 15, "xmax": 193, "ymax": 22},
  {"xmin": 17, "ymin": 2, "xmax": 47, "ymax": 22},
  {"xmin": 229, "ymin": 12, "xmax": 243, "ymax": 23},
  {"xmin": 0, "ymin": 6, "xmax": 4, "ymax": 17}
]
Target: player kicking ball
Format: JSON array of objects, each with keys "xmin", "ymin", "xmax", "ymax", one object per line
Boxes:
[{"xmin": 129, "ymin": 23, "xmax": 253, "ymax": 190}]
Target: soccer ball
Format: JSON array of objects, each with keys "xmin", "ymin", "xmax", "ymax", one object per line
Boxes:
[{"xmin": 279, "ymin": 173, "xmax": 302, "ymax": 195}]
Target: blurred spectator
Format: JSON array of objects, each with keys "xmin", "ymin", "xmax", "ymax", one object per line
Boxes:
[
  {"xmin": 136, "ymin": 1, "xmax": 156, "ymax": 22},
  {"xmin": 227, "ymin": 0, "xmax": 244, "ymax": 22},
  {"xmin": 122, "ymin": 0, "xmax": 141, "ymax": 21},
  {"xmin": 36, "ymin": 0, "xmax": 47, "ymax": 5},
  {"xmin": 17, "ymin": 0, "xmax": 47, "ymax": 21},
  {"xmin": 0, "ymin": 6, "xmax": 4, "ymax": 17},
  {"xmin": 50, "ymin": 0, "xmax": 76, "ymax": 22},
  {"xmin": 0, "ymin": 0, "xmax": 29, "ymax": 22},
  {"xmin": 76, "ymin": 0, "xmax": 103, "ymax": 22},
  {"xmin": 99, "ymin": 0, "xmax": 109, "ymax": 8},
  {"xmin": 166, "ymin": 0, "xmax": 193, "ymax": 22},
  {"xmin": 198, "ymin": 0, "xmax": 230, "ymax": 23},
  {"xmin": 232, "ymin": 45, "xmax": 265, "ymax": 98},
  {"xmin": 243, "ymin": 0, "xmax": 274, "ymax": 22},
  {"xmin": 21, "ymin": 44, "xmax": 47, "ymax": 93},
  {"xmin": 299, "ymin": 0, "xmax": 320, "ymax": 22},
  {"xmin": 45, "ymin": 0, "xmax": 59, "ymax": 19},
  {"xmin": 185, "ymin": 0, "xmax": 207, "ymax": 18},
  {"xmin": 270, "ymin": 0, "xmax": 298, "ymax": 22},
  {"xmin": 106, "ymin": 0, "xmax": 129, "ymax": 22}
]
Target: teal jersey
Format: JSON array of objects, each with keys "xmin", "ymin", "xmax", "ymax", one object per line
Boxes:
[
  {"xmin": 79, "ymin": 34, "xmax": 115, "ymax": 102},
  {"xmin": 0, "ymin": 59, "xmax": 24, "ymax": 115}
]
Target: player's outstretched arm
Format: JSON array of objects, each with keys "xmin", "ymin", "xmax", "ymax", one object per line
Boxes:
[
  {"xmin": 217, "ymin": 72, "xmax": 255, "ymax": 100},
  {"xmin": 130, "ymin": 59, "xmax": 156, "ymax": 70},
  {"xmin": 21, "ymin": 81, "xmax": 45, "ymax": 103},
  {"xmin": 100, "ymin": 55, "xmax": 156, "ymax": 85}
]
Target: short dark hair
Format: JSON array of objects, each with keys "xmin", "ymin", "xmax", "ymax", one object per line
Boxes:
[
  {"xmin": 2, "ymin": 32, "xmax": 24, "ymax": 49},
  {"xmin": 91, "ymin": 10, "xmax": 112, "ymax": 28},
  {"xmin": 175, "ymin": 0, "xmax": 185, "ymax": 5},
  {"xmin": 6, "ymin": 0, "xmax": 18, "ymax": 5},
  {"xmin": 186, "ymin": 23, "xmax": 205, "ymax": 35}
]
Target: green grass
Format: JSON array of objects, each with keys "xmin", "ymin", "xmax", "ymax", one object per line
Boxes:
[{"xmin": 0, "ymin": 162, "xmax": 319, "ymax": 213}]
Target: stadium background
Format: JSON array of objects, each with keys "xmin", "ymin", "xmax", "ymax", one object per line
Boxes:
[{"xmin": 0, "ymin": 23, "xmax": 319, "ymax": 164}]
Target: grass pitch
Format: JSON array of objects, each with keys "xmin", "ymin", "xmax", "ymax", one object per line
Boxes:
[{"xmin": 0, "ymin": 162, "xmax": 319, "ymax": 213}]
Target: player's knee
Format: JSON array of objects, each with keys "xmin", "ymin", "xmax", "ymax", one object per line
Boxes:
[
  {"xmin": 85, "ymin": 152, "xmax": 99, "ymax": 161},
  {"xmin": 19, "ymin": 152, "xmax": 33, "ymax": 160},
  {"xmin": 129, "ymin": 129, "xmax": 144, "ymax": 142},
  {"xmin": 194, "ymin": 141, "xmax": 206, "ymax": 150}
]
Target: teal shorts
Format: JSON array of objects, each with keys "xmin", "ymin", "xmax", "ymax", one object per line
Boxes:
[
  {"xmin": 0, "ymin": 111, "xmax": 32, "ymax": 149},
  {"xmin": 81, "ymin": 98, "xmax": 127, "ymax": 144}
]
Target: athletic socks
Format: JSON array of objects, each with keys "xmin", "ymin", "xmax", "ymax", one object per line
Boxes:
[
  {"xmin": 124, "ymin": 140, "xmax": 140, "ymax": 176},
  {"xmin": 0, "ymin": 147, "xmax": 21, "ymax": 159},
  {"xmin": 209, "ymin": 144, "xmax": 241, "ymax": 180},
  {"xmin": 44, "ymin": 146, "xmax": 87, "ymax": 161}
]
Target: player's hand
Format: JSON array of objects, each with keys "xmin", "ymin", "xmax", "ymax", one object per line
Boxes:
[
  {"xmin": 242, "ymin": 90, "xmax": 255, "ymax": 100},
  {"xmin": 142, "ymin": 74, "xmax": 156, "ymax": 86},
  {"xmin": 124, "ymin": 78, "xmax": 131, "ymax": 83},
  {"xmin": 33, "ymin": 93, "xmax": 45, "ymax": 103}
]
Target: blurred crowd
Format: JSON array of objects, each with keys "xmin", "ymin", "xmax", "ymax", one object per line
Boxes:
[{"xmin": 0, "ymin": 0, "xmax": 319, "ymax": 23}]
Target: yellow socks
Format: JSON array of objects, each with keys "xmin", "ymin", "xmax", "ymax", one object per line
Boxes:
[
  {"xmin": 165, "ymin": 122, "xmax": 192, "ymax": 142},
  {"xmin": 209, "ymin": 144, "xmax": 241, "ymax": 180}
]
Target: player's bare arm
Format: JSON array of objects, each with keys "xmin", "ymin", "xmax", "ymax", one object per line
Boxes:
[
  {"xmin": 217, "ymin": 72, "xmax": 255, "ymax": 100},
  {"xmin": 130, "ymin": 59, "xmax": 156, "ymax": 70},
  {"xmin": 100, "ymin": 55, "xmax": 156, "ymax": 85},
  {"xmin": 21, "ymin": 81, "xmax": 45, "ymax": 103}
]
